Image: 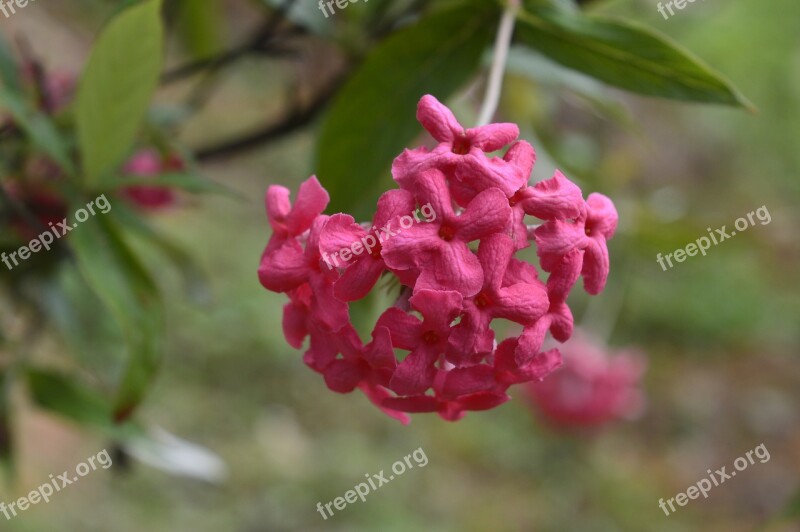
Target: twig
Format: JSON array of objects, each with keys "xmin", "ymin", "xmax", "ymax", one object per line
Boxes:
[{"xmin": 476, "ymin": 0, "xmax": 520, "ymax": 127}]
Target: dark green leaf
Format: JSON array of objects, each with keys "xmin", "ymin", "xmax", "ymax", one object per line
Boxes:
[
  {"xmin": 26, "ymin": 368, "xmax": 143, "ymax": 439},
  {"xmin": 515, "ymin": 6, "xmax": 753, "ymax": 108},
  {"xmin": 0, "ymin": 33, "xmax": 20, "ymax": 92},
  {"xmin": 0, "ymin": 369, "xmax": 13, "ymax": 482},
  {"xmin": 76, "ymin": 0, "xmax": 165, "ymax": 184},
  {"xmin": 0, "ymin": 87, "xmax": 75, "ymax": 173},
  {"xmin": 316, "ymin": 4, "xmax": 499, "ymax": 216},
  {"xmin": 68, "ymin": 205, "xmax": 163, "ymax": 421}
]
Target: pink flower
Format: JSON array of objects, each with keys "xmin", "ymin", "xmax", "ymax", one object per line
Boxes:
[
  {"xmin": 319, "ymin": 189, "xmax": 415, "ymax": 301},
  {"xmin": 392, "ymin": 95, "xmax": 526, "ymax": 201},
  {"xmin": 376, "ymin": 289, "xmax": 463, "ymax": 395},
  {"xmin": 381, "ymin": 168, "xmax": 510, "ymax": 297},
  {"xmin": 120, "ymin": 150, "xmax": 179, "ymax": 210},
  {"xmin": 256, "ymin": 94, "xmax": 618, "ymax": 423},
  {"xmin": 534, "ymin": 192, "xmax": 619, "ymax": 295},
  {"xmin": 524, "ymin": 333, "xmax": 646, "ymax": 430}
]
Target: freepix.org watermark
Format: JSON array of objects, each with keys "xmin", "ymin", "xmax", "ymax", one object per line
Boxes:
[
  {"xmin": 321, "ymin": 203, "xmax": 436, "ymax": 270},
  {"xmin": 1, "ymin": 449, "xmax": 113, "ymax": 521},
  {"xmin": 316, "ymin": 447, "xmax": 428, "ymax": 520},
  {"xmin": 317, "ymin": 0, "xmax": 368, "ymax": 18},
  {"xmin": 658, "ymin": 443, "xmax": 770, "ymax": 516},
  {"xmin": 0, "ymin": 0, "xmax": 36, "ymax": 19},
  {"xmin": 1, "ymin": 194, "xmax": 111, "ymax": 271},
  {"xmin": 656, "ymin": 205, "xmax": 770, "ymax": 271},
  {"xmin": 656, "ymin": 0, "xmax": 704, "ymax": 21}
]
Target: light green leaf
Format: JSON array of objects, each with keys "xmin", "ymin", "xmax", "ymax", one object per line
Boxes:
[
  {"xmin": 68, "ymin": 206, "xmax": 163, "ymax": 421},
  {"xmin": 116, "ymin": 171, "xmax": 241, "ymax": 197},
  {"xmin": 515, "ymin": 6, "xmax": 753, "ymax": 108},
  {"xmin": 0, "ymin": 33, "xmax": 20, "ymax": 92},
  {"xmin": 316, "ymin": 3, "xmax": 499, "ymax": 216},
  {"xmin": 76, "ymin": 0, "xmax": 165, "ymax": 184}
]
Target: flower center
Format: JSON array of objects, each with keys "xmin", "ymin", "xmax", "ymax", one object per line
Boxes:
[
  {"xmin": 452, "ymin": 136, "xmax": 470, "ymax": 155},
  {"xmin": 438, "ymin": 225, "xmax": 456, "ymax": 241},
  {"xmin": 370, "ymin": 242, "xmax": 383, "ymax": 259},
  {"xmin": 509, "ymin": 188, "xmax": 526, "ymax": 207},
  {"xmin": 474, "ymin": 291, "xmax": 492, "ymax": 308},
  {"xmin": 422, "ymin": 330, "xmax": 440, "ymax": 345}
]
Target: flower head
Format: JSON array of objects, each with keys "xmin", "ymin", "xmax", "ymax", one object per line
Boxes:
[{"xmin": 257, "ymin": 95, "xmax": 619, "ymax": 423}]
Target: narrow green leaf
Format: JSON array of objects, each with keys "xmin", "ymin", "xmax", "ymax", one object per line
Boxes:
[
  {"xmin": 116, "ymin": 171, "xmax": 241, "ymax": 197},
  {"xmin": 0, "ymin": 86, "xmax": 75, "ymax": 173},
  {"xmin": 515, "ymin": 6, "xmax": 753, "ymax": 108},
  {"xmin": 76, "ymin": 0, "xmax": 165, "ymax": 184},
  {"xmin": 68, "ymin": 206, "xmax": 163, "ymax": 420},
  {"xmin": 0, "ymin": 369, "xmax": 13, "ymax": 482},
  {"xmin": 176, "ymin": 0, "xmax": 224, "ymax": 60},
  {"xmin": 0, "ymin": 33, "xmax": 20, "ymax": 92},
  {"xmin": 316, "ymin": 4, "xmax": 499, "ymax": 216}
]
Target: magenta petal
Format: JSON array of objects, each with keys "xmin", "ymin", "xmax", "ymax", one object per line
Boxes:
[
  {"xmin": 522, "ymin": 171, "xmax": 585, "ymax": 221},
  {"xmin": 333, "ymin": 256, "xmax": 385, "ymax": 301},
  {"xmin": 546, "ymin": 248, "xmax": 583, "ymax": 303},
  {"xmin": 359, "ymin": 384, "xmax": 411, "ymax": 424},
  {"xmin": 319, "ymin": 214, "xmax": 367, "ymax": 258},
  {"xmin": 417, "ymin": 95, "xmax": 461, "ymax": 142},
  {"xmin": 455, "ymin": 391, "xmax": 510, "ymax": 411},
  {"xmin": 375, "ymin": 308, "xmax": 422, "ymax": 350},
  {"xmin": 373, "ymin": 189, "xmax": 416, "ymax": 229},
  {"xmin": 365, "ymin": 326, "xmax": 396, "ymax": 370},
  {"xmin": 495, "ymin": 283, "xmax": 549, "ymax": 325},
  {"xmin": 286, "ymin": 176, "xmax": 329, "ymax": 235},
  {"xmin": 466, "ymin": 123, "xmax": 519, "ymax": 152},
  {"xmin": 324, "ymin": 359, "xmax": 367, "ymax": 393},
  {"xmin": 478, "ymin": 234, "xmax": 515, "ymax": 291},
  {"xmin": 441, "ymin": 364, "xmax": 496, "ymax": 398},
  {"xmin": 408, "ymin": 289, "xmax": 463, "ymax": 331},
  {"xmin": 390, "ymin": 345, "xmax": 439, "ymax": 395},
  {"xmin": 265, "ymin": 185, "xmax": 291, "ymax": 231},
  {"xmin": 456, "ymin": 188, "xmax": 511, "ymax": 242},
  {"xmin": 258, "ymin": 241, "xmax": 308, "ymax": 292},
  {"xmin": 382, "ymin": 394, "xmax": 439, "ymax": 413},
  {"xmin": 586, "ymin": 193, "xmax": 618, "ymax": 238},
  {"xmin": 414, "ymin": 242, "xmax": 484, "ymax": 297},
  {"xmin": 534, "ymin": 220, "xmax": 587, "ymax": 271},
  {"xmin": 282, "ymin": 302, "xmax": 308, "ymax": 348},
  {"xmin": 581, "ymin": 239, "xmax": 610, "ymax": 295}
]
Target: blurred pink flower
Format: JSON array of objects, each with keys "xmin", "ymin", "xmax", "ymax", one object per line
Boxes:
[
  {"xmin": 524, "ymin": 333, "xmax": 646, "ymax": 430},
  {"xmin": 120, "ymin": 150, "xmax": 180, "ymax": 210}
]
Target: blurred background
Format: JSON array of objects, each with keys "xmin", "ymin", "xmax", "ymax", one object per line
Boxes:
[{"xmin": 1, "ymin": 0, "xmax": 799, "ymax": 530}]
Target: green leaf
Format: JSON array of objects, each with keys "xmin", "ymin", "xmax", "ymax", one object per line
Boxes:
[
  {"xmin": 0, "ymin": 369, "xmax": 13, "ymax": 482},
  {"xmin": 0, "ymin": 86, "xmax": 75, "ymax": 173},
  {"xmin": 176, "ymin": 0, "xmax": 224, "ymax": 60},
  {"xmin": 26, "ymin": 369, "xmax": 143, "ymax": 439},
  {"xmin": 76, "ymin": 0, "xmax": 165, "ymax": 184},
  {"xmin": 515, "ymin": 6, "xmax": 753, "ymax": 108},
  {"xmin": 0, "ymin": 33, "xmax": 20, "ymax": 92},
  {"xmin": 316, "ymin": 4, "xmax": 499, "ymax": 216},
  {"xmin": 115, "ymin": 171, "xmax": 241, "ymax": 197},
  {"xmin": 68, "ymin": 205, "xmax": 164, "ymax": 421}
]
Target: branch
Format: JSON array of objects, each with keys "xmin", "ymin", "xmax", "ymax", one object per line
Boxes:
[{"xmin": 195, "ymin": 73, "xmax": 347, "ymax": 161}]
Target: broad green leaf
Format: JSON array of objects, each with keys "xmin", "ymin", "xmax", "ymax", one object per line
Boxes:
[
  {"xmin": 515, "ymin": 6, "xmax": 752, "ymax": 108},
  {"xmin": 68, "ymin": 205, "xmax": 163, "ymax": 420},
  {"xmin": 76, "ymin": 0, "xmax": 165, "ymax": 184},
  {"xmin": 0, "ymin": 87, "xmax": 75, "ymax": 173},
  {"xmin": 316, "ymin": 4, "xmax": 499, "ymax": 216},
  {"xmin": 26, "ymin": 369, "xmax": 143, "ymax": 439}
]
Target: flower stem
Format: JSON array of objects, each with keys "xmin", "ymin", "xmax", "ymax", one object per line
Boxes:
[{"xmin": 476, "ymin": 0, "xmax": 520, "ymax": 127}]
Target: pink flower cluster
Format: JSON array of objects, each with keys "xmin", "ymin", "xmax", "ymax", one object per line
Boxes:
[
  {"xmin": 524, "ymin": 333, "xmax": 646, "ymax": 430},
  {"xmin": 258, "ymin": 95, "xmax": 618, "ymax": 423}
]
